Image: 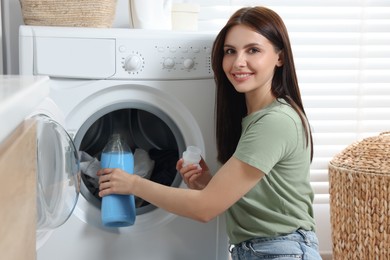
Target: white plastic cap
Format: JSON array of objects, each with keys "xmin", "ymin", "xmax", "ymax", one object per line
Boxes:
[{"xmin": 182, "ymin": 146, "xmax": 201, "ymax": 167}]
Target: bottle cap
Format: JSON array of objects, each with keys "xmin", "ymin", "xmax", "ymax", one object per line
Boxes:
[{"xmin": 182, "ymin": 146, "xmax": 201, "ymax": 165}]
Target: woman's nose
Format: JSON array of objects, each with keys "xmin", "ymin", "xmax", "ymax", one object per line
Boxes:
[{"xmin": 233, "ymin": 53, "xmax": 247, "ymax": 68}]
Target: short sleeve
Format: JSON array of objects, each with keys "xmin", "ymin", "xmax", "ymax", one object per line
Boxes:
[{"xmin": 233, "ymin": 111, "xmax": 299, "ymax": 175}]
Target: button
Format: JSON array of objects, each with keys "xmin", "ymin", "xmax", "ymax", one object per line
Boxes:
[{"xmin": 119, "ymin": 45, "xmax": 126, "ymax": 52}]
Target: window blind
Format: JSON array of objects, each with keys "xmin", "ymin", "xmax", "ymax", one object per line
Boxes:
[{"xmin": 196, "ymin": 0, "xmax": 390, "ymax": 254}]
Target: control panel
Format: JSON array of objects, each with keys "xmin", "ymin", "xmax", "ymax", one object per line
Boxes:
[
  {"xmin": 20, "ymin": 26, "xmax": 216, "ymax": 80},
  {"xmin": 115, "ymin": 36, "xmax": 213, "ymax": 80}
]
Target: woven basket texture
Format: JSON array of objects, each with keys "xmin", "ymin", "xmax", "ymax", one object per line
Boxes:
[
  {"xmin": 19, "ymin": 0, "xmax": 117, "ymax": 28},
  {"xmin": 329, "ymin": 132, "xmax": 390, "ymax": 259}
]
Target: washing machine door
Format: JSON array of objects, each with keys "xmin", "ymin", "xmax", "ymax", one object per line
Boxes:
[
  {"xmin": 29, "ymin": 98, "xmax": 80, "ymax": 233},
  {"xmin": 35, "ymin": 113, "xmax": 80, "ymax": 230},
  {"xmin": 32, "ymin": 111, "xmax": 80, "ymax": 251}
]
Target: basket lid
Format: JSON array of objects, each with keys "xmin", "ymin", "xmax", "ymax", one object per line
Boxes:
[{"xmin": 329, "ymin": 131, "xmax": 390, "ymax": 175}]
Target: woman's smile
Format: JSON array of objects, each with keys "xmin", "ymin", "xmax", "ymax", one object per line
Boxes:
[{"xmin": 232, "ymin": 72, "xmax": 253, "ymax": 81}]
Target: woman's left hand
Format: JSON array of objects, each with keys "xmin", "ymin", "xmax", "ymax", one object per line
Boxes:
[
  {"xmin": 177, "ymin": 158, "xmax": 212, "ymax": 190},
  {"xmin": 97, "ymin": 168, "xmax": 137, "ymax": 197}
]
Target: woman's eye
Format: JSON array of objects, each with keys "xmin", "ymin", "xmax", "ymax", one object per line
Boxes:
[
  {"xmin": 249, "ymin": 48, "xmax": 260, "ymax": 54},
  {"xmin": 224, "ymin": 49, "xmax": 235, "ymax": 55}
]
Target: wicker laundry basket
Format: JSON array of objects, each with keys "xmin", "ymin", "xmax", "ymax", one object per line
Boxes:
[
  {"xmin": 328, "ymin": 132, "xmax": 390, "ymax": 260},
  {"xmin": 19, "ymin": 0, "xmax": 117, "ymax": 28}
]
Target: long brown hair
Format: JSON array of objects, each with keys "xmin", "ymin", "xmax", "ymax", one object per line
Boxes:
[{"xmin": 212, "ymin": 6, "xmax": 313, "ymax": 164}]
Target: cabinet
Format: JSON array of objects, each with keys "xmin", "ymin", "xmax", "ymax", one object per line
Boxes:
[{"xmin": 0, "ymin": 119, "xmax": 36, "ymax": 260}]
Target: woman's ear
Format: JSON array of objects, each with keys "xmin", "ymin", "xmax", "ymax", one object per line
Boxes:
[{"xmin": 276, "ymin": 50, "xmax": 284, "ymax": 67}]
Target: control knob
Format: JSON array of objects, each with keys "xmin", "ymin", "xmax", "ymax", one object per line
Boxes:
[
  {"xmin": 183, "ymin": 58, "xmax": 195, "ymax": 70},
  {"xmin": 163, "ymin": 58, "xmax": 175, "ymax": 69},
  {"xmin": 124, "ymin": 55, "xmax": 142, "ymax": 72}
]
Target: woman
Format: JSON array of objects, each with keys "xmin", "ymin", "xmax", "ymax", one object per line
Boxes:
[{"xmin": 98, "ymin": 6, "xmax": 321, "ymax": 259}]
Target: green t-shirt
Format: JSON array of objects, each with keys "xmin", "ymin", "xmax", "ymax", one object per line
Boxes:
[{"xmin": 226, "ymin": 98, "xmax": 316, "ymax": 244}]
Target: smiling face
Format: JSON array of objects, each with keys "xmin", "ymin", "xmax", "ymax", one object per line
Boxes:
[{"xmin": 222, "ymin": 24, "xmax": 283, "ymax": 109}]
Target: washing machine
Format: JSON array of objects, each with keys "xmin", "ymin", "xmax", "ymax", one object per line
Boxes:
[{"xmin": 19, "ymin": 25, "xmax": 228, "ymax": 260}]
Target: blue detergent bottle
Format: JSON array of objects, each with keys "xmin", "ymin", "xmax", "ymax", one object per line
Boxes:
[{"xmin": 100, "ymin": 133, "xmax": 136, "ymax": 227}]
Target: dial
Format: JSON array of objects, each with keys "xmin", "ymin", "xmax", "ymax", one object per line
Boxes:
[
  {"xmin": 163, "ymin": 58, "xmax": 175, "ymax": 69},
  {"xmin": 124, "ymin": 55, "xmax": 142, "ymax": 72},
  {"xmin": 183, "ymin": 58, "xmax": 195, "ymax": 69}
]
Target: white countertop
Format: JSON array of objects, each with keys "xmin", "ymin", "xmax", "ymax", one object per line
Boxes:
[{"xmin": 0, "ymin": 75, "xmax": 50, "ymax": 144}]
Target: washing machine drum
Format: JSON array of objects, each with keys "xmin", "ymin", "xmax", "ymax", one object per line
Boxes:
[
  {"xmin": 79, "ymin": 113, "xmax": 114, "ymax": 158},
  {"xmin": 78, "ymin": 109, "xmax": 180, "ymax": 211},
  {"xmin": 130, "ymin": 110, "xmax": 176, "ymax": 151}
]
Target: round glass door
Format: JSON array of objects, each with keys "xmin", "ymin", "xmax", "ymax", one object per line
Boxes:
[{"xmin": 35, "ymin": 114, "xmax": 80, "ymax": 231}]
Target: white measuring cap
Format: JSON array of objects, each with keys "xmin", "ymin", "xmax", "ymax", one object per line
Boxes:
[{"xmin": 182, "ymin": 146, "xmax": 202, "ymax": 167}]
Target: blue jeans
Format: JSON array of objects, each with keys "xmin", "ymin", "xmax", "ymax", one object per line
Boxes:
[{"xmin": 230, "ymin": 229, "xmax": 322, "ymax": 260}]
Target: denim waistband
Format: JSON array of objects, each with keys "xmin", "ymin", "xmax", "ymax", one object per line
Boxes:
[{"xmin": 230, "ymin": 229, "xmax": 319, "ymax": 252}]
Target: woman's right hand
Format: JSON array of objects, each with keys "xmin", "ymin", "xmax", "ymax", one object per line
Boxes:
[{"xmin": 176, "ymin": 158, "xmax": 212, "ymax": 190}]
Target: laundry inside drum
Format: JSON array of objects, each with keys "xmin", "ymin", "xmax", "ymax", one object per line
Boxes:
[{"xmin": 78, "ymin": 108, "xmax": 181, "ymax": 215}]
